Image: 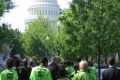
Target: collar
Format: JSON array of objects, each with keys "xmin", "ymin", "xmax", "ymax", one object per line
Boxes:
[
  {"xmin": 109, "ymin": 65, "xmax": 115, "ymax": 68},
  {"xmin": 77, "ymin": 69, "xmax": 87, "ymax": 73},
  {"xmin": 6, "ymin": 68, "xmax": 14, "ymax": 72},
  {"xmin": 39, "ymin": 65, "xmax": 46, "ymax": 68}
]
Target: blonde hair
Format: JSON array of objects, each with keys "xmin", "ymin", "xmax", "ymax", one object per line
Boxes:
[{"xmin": 79, "ymin": 61, "xmax": 88, "ymax": 71}]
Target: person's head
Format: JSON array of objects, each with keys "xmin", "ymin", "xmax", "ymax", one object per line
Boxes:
[
  {"xmin": 28, "ymin": 61, "xmax": 33, "ymax": 67},
  {"xmin": 79, "ymin": 61, "xmax": 88, "ymax": 72},
  {"xmin": 77, "ymin": 58, "xmax": 82, "ymax": 62},
  {"xmin": 52, "ymin": 56, "xmax": 60, "ymax": 65},
  {"xmin": 6, "ymin": 58, "xmax": 14, "ymax": 69},
  {"xmin": 108, "ymin": 57, "xmax": 115, "ymax": 66},
  {"xmin": 23, "ymin": 60, "xmax": 28, "ymax": 67},
  {"xmin": 41, "ymin": 57, "xmax": 48, "ymax": 67},
  {"xmin": 88, "ymin": 61, "xmax": 93, "ymax": 67},
  {"xmin": 66, "ymin": 61, "xmax": 71, "ymax": 66},
  {"xmin": 15, "ymin": 59, "xmax": 21, "ymax": 67},
  {"xmin": 75, "ymin": 58, "xmax": 82, "ymax": 67}
]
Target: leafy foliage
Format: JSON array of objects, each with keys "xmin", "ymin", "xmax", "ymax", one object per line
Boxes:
[
  {"xmin": 59, "ymin": 0, "xmax": 120, "ymax": 61},
  {"xmin": 10, "ymin": 29, "xmax": 24, "ymax": 57},
  {"xmin": 0, "ymin": 23, "xmax": 23, "ymax": 57},
  {"xmin": 0, "ymin": 0, "xmax": 15, "ymax": 17},
  {"xmin": 22, "ymin": 16, "xmax": 56, "ymax": 59}
]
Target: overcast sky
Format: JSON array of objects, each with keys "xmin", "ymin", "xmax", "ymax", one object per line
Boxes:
[{"xmin": 1, "ymin": 0, "xmax": 72, "ymax": 32}]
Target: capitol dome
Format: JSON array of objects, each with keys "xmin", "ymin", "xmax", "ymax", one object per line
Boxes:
[{"xmin": 25, "ymin": 0, "xmax": 60, "ymax": 27}]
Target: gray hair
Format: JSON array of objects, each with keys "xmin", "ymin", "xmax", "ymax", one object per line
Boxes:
[{"xmin": 52, "ymin": 56, "xmax": 60, "ymax": 61}]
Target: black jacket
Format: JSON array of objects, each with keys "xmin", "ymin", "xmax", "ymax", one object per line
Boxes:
[
  {"xmin": 102, "ymin": 67, "xmax": 120, "ymax": 80},
  {"xmin": 15, "ymin": 66, "xmax": 31, "ymax": 80},
  {"xmin": 48, "ymin": 63, "xmax": 59, "ymax": 80}
]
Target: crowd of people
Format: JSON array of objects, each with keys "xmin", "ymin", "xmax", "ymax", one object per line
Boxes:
[{"xmin": 0, "ymin": 56, "xmax": 120, "ymax": 80}]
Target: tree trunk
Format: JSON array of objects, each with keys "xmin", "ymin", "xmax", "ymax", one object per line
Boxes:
[{"xmin": 118, "ymin": 53, "xmax": 120, "ymax": 63}]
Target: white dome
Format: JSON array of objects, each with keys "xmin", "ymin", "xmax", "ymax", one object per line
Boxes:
[
  {"xmin": 25, "ymin": 0, "xmax": 60, "ymax": 27},
  {"xmin": 33, "ymin": 0, "xmax": 57, "ymax": 2}
]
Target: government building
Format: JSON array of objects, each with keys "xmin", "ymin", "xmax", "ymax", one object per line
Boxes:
[{"xmin": 25, "ymin": 0, "xmax": 60, "ymax": 27}]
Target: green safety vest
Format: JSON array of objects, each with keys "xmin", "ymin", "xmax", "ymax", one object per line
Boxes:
[
  {"xmin": 0, "ymin": 69, "xmax": 18, "ymax": 80},
  {"xmin": 57, "ymin": 77, "xmax": 70, "ymax": 80},
  {"xmin": 66, "ymin": 66, "xmax": 75, "ymax": 76},
  {"xmin": 30, "ymin": 66, "xmax": 52, "ymax": 80},
  {"xmin": 89, "ymin": 67, "xmax": 97, "ymax": 80},
  {"xmin": 72, "ymin": 70, "xmax": 95, "ymax": 80}
]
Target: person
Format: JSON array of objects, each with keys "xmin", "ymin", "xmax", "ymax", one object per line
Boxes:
[
  {"xmin": 57, "ymin": 63, "xmax": 69, "ymax": 80},
  {"xmin": 20, "ymin": 60, "xmax": 31, "ymax": 80},
  {"xmin": 28, "ymin": 61, "xmax": 34, "ymax": 68},
  {"xmin": 88, "ymin": 61, "xmax": 97, "ymax": 80},
  {"xmin": 72, "ymin": 61, "xmax": 95, "ymax": 80},
  {"xmin": 66, "ymin": 61, "xmax": 75, "ymax": 79},
  {"xmin": 30, "ymin": 57, "xmax": 52, "ymax": 80},
  {"xmin": 14, "ymin": 59, "xmax": 23, "ymax": 80},
  {"xmin": 74, "ymin": 58, "xmax": 81, "ymax": 73},
  {"xmin": 102, "ymin": 57, "xmax": 120, "ymax": 80},
  {"xmin": 48, "ymin": 56, "xmax": 60, "ymax": 80},
  {"xmin": 0, "ymin": 58, "xmax": 18, "ymax": 80}
]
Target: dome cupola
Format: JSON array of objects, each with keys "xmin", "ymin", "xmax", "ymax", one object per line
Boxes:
[{"xmin": 25, "ymin": 0, "xmax": 60, "ymax": 27}]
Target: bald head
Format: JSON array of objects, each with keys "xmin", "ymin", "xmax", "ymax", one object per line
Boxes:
[{"xmin": 79, "ymin": 61, "xmax": 88, "ymax": 71}]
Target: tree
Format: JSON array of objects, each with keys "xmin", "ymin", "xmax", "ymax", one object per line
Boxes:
[
  {"xmin": 22, "ymin": 15, "xmax": 56, "ymax": 60},
  {"xmin": 0, "ymin": 0, "xmax": 23, "ymax": 58},
  {"xmin": 59, "ymin": 0, "xmax": 120, "ymax": 80},
  {"xmin": 9, "ymin": 29, "xmax": 24, "ymax": 58},
  {"xmin": 0, "ymin": 0, "xmax": 15, "ymax": 52},
  {"xmin": 0, "ymin": 23, "xmax": 23, "ymax": 58},
  {"xmin": 59, "ymin": 0, "xmax": 120, "ymax": 60},
  {"xmin": 0, "ymin": 23, "xmax": 11, "ymax": 51},
  {"xmin": 0, "ymin": 0, "xmax": 15, "ymax": 17}
]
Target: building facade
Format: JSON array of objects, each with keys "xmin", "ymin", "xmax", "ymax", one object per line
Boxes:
[{"xmin": 25, "ymin": 0, "xmax": 60, "ymax": 27}]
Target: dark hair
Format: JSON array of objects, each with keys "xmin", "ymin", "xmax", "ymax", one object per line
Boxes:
[
  {"xmin": 76, "ymin": 58, "xmax": 82, "ymax": 62},
  {"xmin": 23, "ymin": 60, "xmax": 28, "ymax": 67},
  {"xmin": 66, "ymin": 61, "xmax": 71, "ymax": 66},
  {"xmin": 6, "ymin": 58, "xmax": 14, "ymax": 69},
  {"xmin": 108, "ymin": 57, "xmax": 115, "ymax": 65},
  {"xmin": 29, "ymin": 61, "xmax": 33, "ymax": 66},
  {"xmin": 41, "ymin": 57, "xmax": 48, "ymax": 67},
  {"xmin": 41, "ymin": 57, "xmax": 48, "ymax": 63},
  {"xmin": 88, "ymin": 61, "xmax": 93, "ymax": 67},
  {"xmin": 15, "ymin": 59, "xmax": 21, "ymax": 67}
]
